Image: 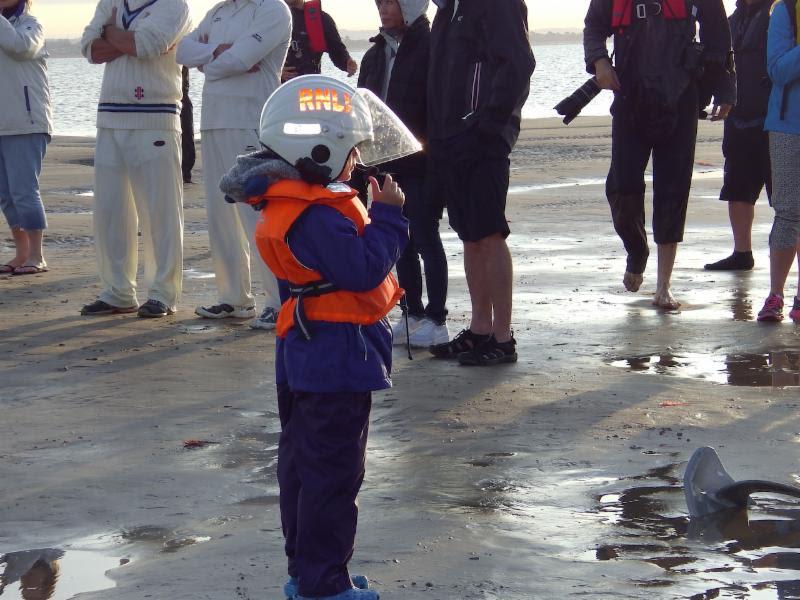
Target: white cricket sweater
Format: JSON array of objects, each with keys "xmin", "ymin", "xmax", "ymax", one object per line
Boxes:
[
  {"xmin": 80, "ymin": 0, "xmax": 191, "ymax": 132},
  {"xmin": 0, "ymin": 12, "xmax": 52, "ymax": 137},
  {"xmin": 176, "ymin": 0, "xmax": 290, "ymax": 131}
]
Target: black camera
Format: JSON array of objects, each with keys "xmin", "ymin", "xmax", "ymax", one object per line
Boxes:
[{"xmin": 554, "ymin": 78, "xmax": 602, "ymax": 125}]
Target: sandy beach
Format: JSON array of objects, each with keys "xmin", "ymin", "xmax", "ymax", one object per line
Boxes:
[{"xmin": 2, "ymin": 117, "xmax": 800, "ymax": 600}]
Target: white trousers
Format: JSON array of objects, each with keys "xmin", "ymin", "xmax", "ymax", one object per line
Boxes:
[
  {"xmin": 201, "ymin": 128, "xmax": 279, "ymax": 310},
  {"xmin": 94, "ymin": 128, "xmax": 183, "ymax": 310}
]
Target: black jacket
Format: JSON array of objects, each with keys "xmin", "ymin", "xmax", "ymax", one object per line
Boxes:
[
  {"xmin": 583, "ymin": 0, "xmax": 736, "ymax": 107},
  {"xmin": 427, "ymin": 0, "xmax": 536, "ymax": 152},
  {"xmin": 358, "ymin": 16, "xmax": 430, "ymax": 177},
  {"xmin": 284, "ymin": 7, "xmax": 351, "ymax": 77},
  {"xmin": 728, "ymin": 0, "xmax": 772, "ymax": 120}
]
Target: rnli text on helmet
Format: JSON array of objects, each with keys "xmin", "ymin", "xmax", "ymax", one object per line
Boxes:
[{"xmin": 298, "ymin": 88, "xmax": 353, "ymax": 113}]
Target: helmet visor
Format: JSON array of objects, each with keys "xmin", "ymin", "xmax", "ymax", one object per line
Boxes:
[{"xmin": 355, "ymin": 89, "xmax": 422, "ymax": 166}]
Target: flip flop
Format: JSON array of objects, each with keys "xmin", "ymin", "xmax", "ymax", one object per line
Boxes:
[
  {"xmin": 12, "ymin": 264, "xmax": 49, "ymax": 275},
  {"xmin": 0, "ymin": 264, "xmax": 16, "ymax": 274}
]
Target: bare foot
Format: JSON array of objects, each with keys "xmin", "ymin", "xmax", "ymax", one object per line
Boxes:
[
  {"xmin": 623, "ymin": 271, "xmax": 643, "ymax": 292},
  {"xmin": 653, "ymin": 287, "xmax": 681, "ymax": 310}
]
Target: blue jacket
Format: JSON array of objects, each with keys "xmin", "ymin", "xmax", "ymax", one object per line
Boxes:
[
  {"xmin": 275, "ymin": 201, "xmax": 409, "ymax": 393},
  {"xmin": 765, "ymin": 0, "xmax": 800, "ymax": 134}
]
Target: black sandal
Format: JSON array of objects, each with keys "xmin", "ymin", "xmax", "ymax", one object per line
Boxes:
[
  {"xmin": 458, "ymin": 335, "xmax": 518, "ymax": 366},
  {"xmin": 429, "ymin": 328, "xmax": 491, "ymax": 359}
]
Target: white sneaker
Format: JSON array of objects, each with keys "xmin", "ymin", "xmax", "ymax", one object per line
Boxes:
[
  {"xmin": 408, "ymin": 318, "xmax": 450, "ymax": 348},
  {"xmin": 391, "ymin": 314, "xmax": 423, "ymax": 345},
  {"xmin": 195, "ymin": 303, "xmax": 256, "ymax": 319},
  {"xmin": 251, "ymin": 306, "xmax": 279, "ymax": 330}
]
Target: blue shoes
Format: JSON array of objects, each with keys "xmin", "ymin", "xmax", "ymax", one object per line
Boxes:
[
  {"xmin": 296, "ymin": 589, "xmax": 379, "ymax": 600},
  {"xmin": 284, "ymin": 575, "xmax": 372, "ymax": 600}
]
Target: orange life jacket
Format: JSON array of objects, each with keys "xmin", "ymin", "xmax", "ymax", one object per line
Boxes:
[
  {"xmin": 304, "ymin": 0, "xmax": 328, "ymax": 54},
  {"xmin": 611, "ymin": 0, "xmax": 688, "ymax": 29},
  {"xmin": 254, "ymin": 179, "xmax": 402, "ymax": 339}
]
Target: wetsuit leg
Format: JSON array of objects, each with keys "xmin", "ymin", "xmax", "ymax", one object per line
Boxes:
[
  {"xmin": 651, "ymin": 85, "xmax": 698, "ymax": 245},
  {"xmin": 292, "ymin": 390, "xmax": 372, "ymax": 598},
  {"xmin": 606, "ymin": 105, "xmax": 652, "ymax": 274}
]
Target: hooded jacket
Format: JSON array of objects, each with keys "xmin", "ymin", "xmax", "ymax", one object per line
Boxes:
[
  {"xmin": 358, "ymin": 1, "xmax": 430, "ymax": 178},
  {"xmin": 0, "ymin": 11, "xmax": 52, "ymax": 137},
  {"xmin": 728, "ymin": 0, "xmax": 772, "ymax": 122},
  {"xmin": 427, "ymin": 0, "xmax": 535, "ymax": 152}
]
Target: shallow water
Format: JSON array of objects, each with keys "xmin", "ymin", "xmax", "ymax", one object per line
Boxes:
[
  {"xmin": 608, "ymin": 351, "xmax": 800, "ymax": 387},
  {"xmin": 0, "ymin": 548, "xmax": 120, "ymax": 600}
]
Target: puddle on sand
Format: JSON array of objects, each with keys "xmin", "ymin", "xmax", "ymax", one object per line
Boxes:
[
  {"xmin": 608, "ymin": 351, "xmax": 800, "ymax": 387},
  {"xmin": 595, "ymin": 463, "xmax": 800, "ymax": 598},
  {"xmin": 0, "ymin": 548, "xmax": 121, "ymax": 600},
  {"xmin": 509, "ymin": 169, "xmax": 723, "ymax": 195}
]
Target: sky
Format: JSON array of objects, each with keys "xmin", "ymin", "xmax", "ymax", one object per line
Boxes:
[{"xmin": 34, "ymin": 0, "xmax": 737, "ymax": 39}]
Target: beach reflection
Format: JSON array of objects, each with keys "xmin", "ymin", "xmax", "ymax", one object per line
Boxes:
[{"xmin": 609, "ymin": 351, "xmax": 800, "ymax": 387}]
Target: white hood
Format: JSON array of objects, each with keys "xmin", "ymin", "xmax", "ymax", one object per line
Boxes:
[{"xmin": 379, "ymin": 0, "xmax": 429, "ymax": 27}]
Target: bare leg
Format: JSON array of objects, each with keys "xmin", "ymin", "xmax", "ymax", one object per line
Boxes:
[
  {"xmin": 653, "ymin": 242, "xmax": 680, "ymax": 309},
  {"xmin": 730, "ymin": 201, "xmax": 755, "ymax": 252},
  {"xmin": 464, "ymin": 234, "xmax": 513, "ymax": 341},
  {"xmin": 769, "ymin": 243, "xmax": 800, "ymax": 298},
  {"xmin": 464, "ymin": 240, "xmax": 492, "ymax": 336},
  {"xmin": 623, "ymin": 271, "xmax": 643, "ymax": 292},
  {"xmin": 24, "ymin": 229, "xmax": 45, "ymax": 266},
  {"xmin": 10, "ymin": 226, "xmax": 29, "ymax": 266},
  {"xmin": 796, "ymin": 247, "xmax": 800, "ymax": 299}
]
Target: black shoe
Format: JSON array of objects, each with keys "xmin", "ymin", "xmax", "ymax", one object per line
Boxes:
[
  {"xmin": 80, "ymin": 299, "xmax": 138, "ymax": 315},
  {"xmin": 137, "ymin": 299, "xmax": 175, "ymax": 318},
  {"xmin": 704, "ymin": 251, "xmax": 754, "ymax": 271},
  {"xmin": 429, "ymin": 328, "xmax": 490, "ymax": 359},
  {"xmin": 458, "ymin": 335, "xmax": 518, "ymax": 366}
]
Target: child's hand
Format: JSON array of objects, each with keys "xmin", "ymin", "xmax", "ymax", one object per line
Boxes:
[{"xmin": 369, "ymin": 174, "xmax": 405, "ymax": 207}]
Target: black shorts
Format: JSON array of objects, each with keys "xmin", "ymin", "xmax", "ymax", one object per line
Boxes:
[
  {"xmin": 430, "ymin": 131, "xmax": 511, "ymax": 242},
  {"xmin": 720, "ymin": 120, "xmax": 772, "ymax": 204}
]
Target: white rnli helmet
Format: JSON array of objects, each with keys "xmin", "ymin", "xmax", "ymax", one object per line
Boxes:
[
  {"xmin": 260, "ymin": 74, "xmax": 422, "ymax": 181},
  {"xmin": 260, "ymin": 75, "xmax": 373, "ymax": 181}
]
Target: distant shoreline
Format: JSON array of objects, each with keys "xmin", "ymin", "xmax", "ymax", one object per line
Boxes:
[{"xmin": 45, "ymin": 31, "xmax": 582, "ymax": 58}]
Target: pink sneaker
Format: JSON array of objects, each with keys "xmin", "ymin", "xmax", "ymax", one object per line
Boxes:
[
  {"xmin": 789, "ymin": 296, "xmax": 800, "ymax": 323},
  {"xmin": 757, "ymin": 293, "xmax": 784, "ymax": 322}
]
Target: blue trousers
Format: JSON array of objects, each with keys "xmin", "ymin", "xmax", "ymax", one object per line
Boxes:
[
  {"xmin": 0, "ymin": 133, "xmax": 49, "ymax": 231},
  {"xmin": 277, "ymin": 384, "xmax": 372, "ymax": 598}
]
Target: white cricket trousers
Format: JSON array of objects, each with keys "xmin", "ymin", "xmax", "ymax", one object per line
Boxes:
[
  {"xmin": 94, "ymin": 128, "xmax": 183, "ymax": 310},
  {"xmin": 201, "ymin": 128, "xmax": 279, "ymax": 310}
]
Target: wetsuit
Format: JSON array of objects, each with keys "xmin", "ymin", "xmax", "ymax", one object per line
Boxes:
[{"xmin": 584, "ymin": 0, "xmax": 736, "ymax": 274}]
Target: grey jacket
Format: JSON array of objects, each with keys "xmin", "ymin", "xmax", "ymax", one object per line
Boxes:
[{"xmin": 0, "ymin": 12, "xmax": 52, "ymax": 136}]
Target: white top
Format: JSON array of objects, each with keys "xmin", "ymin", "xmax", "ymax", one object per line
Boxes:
[
  {"xmin": 81, "ymin": 0, "xmax": 191, "ymax": 132},
  {"xmin": 176, "ymin": 0, "xmax": 291, "ymax": 131},
  {"xmin": 0, "ymin": 12, "xmax": 52, "ymax": 136}
]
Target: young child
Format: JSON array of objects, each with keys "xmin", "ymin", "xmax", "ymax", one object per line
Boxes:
[{"xmin": 221, "ymin": 75, "xmax": 415, "ymax": 600}]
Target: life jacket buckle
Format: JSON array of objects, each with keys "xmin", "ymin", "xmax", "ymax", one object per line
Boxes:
[{"xmin": 635, "ymin": 2, "xmax": 662, "ymax": 18}]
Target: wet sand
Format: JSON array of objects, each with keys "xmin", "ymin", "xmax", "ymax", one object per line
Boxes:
[{"xmin": 2, "ymin": 117, "xmax": 800, "ymax": 600}]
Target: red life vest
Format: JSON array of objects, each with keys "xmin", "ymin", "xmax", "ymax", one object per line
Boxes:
[
  {"xmin": 254, "ymin": 180, "xmax": 402, "ymax": 339},
  {"xmin": 304, "ymin": 0, "xmax": 328, "ymax": 54},
  {"xmin": 612, "ymin": 0, "xmax": 688, "ymax": 29}
]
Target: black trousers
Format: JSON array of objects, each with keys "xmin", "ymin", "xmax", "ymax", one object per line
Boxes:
[
  {"xmin": 394, "ymin": 176, "xmax": 448, "ymax": 324},
  {"xmin": 180, "ymin": 94, "xmax": 195, "ymax": 183},
  {"xmin": 605, "ymin": 84, "xmax": 699, "ymax": 274}
]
